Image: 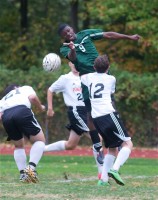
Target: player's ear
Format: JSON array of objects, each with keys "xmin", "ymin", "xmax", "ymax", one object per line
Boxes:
[{"xmin": 106, "ymin": 65, "xmax": 110, "ymax": 73}]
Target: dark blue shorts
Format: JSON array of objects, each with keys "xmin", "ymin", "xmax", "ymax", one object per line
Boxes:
[{"xmin": 2, "ymin": 105, "xmax": 41, "ymax": 141}]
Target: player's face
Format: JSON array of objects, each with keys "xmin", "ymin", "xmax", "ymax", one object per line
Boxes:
[{"xmin": 60, "ymin": 26, "xmax": 76, "ymax": 41}]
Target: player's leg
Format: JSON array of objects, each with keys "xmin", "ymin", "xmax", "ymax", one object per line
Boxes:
[
  {"xmin": 44, "ymin": 129, "xmax": 81, "ymax": 151},
  {"xmin": 108, "ymin": 112, "xmax": 133, "ymax": 186},
  {"xmin": 24, "ymin": 130, "xmax": 45, "ymax": 183},
  {"xmin": 93, "ymin": 114, "xmax": 119, "ymax": 185},
  {"xmin": 65, "ymin": 130, "xmax": 81, "ymax": 149},
  {"xmin": 44, "ymin": 140, "xmax": 66, "ymax": 151},
  {"xmin": 18, "ymin": 107, "xmax": 46, "ymax": 183},
  {"xmin": 99, "ymin": 147, "xmax": 117, "ymax": 185},
  {"xmin": 1, "ymin": 108, "xmax": 30, "ymax": 182},
  {"xmin": 12, "ymin": 138, "xmax": 30, "ymax": 182},
  {"xmin": 45, "ymin": 106, "xmax": 86, "ymax": 152},
  {"xmin": 111, "ymin": 140, "xmax": 133, "ymax": 171},
  {"xmin": 81, "ymin": 83, "xmax": 103, "ymax": 162},
  {"xmin": 85, "ymin": 100, "xmax": 104, "ymax": 165},
  {"xmin": 79, "ymin": 113, "xmax": 104, "ymax": 179},
  {"xmin": 83, "ymin": 131, "xmax": 103, "ymax": 179}
]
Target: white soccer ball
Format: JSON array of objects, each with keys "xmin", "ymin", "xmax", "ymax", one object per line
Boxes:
[{"xmin": 43, "ymin": 53, "xmax": 61, "ymax": 72}]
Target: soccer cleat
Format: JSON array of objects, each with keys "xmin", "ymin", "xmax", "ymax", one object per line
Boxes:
[
  {"xmin": 19, "ymin": 172, "xmax": 32, "ymax": 183},
  {"xmin": 24, "ymin": 166, "xmax": 39, "ymax": 183},
  {"xmin": 97, "ymin": 180, "xmax": 110, "ymax": 187},
  {"xmin": 108, "ymin": 169, "xmax": 125, "ymax": 186},
  {"xmin": 97, "ymin": 149, "xmax": 104, "ymax": 165}
]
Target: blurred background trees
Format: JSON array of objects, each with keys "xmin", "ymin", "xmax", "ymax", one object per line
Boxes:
[{"xmin": 0, "ymin": 0, "xmax": 158, "ymax": 146}]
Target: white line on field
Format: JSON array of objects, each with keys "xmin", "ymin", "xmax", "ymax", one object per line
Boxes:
[{"xmin": 0, "ymin": 175, "xmax": 158, "ymax": 185}]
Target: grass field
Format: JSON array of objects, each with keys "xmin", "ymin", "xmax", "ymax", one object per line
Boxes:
[{"xmin": 0, "ymin": 155, "xmax": 158, "ymax": 200}]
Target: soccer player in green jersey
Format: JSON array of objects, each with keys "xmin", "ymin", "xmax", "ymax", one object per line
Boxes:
[{"xmin": 58, "ymin": 24, "xmax": 140, "ymax": 169}]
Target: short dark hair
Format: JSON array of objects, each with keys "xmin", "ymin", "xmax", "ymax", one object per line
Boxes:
[
  {"xmin": 94, "ymin": 54, "xmax": 110, "ymax": 73},
  {"xmin": 4, "ymin": 84, "xmax": 19, "ymax": 96},
  {"xmin": 57, "ymin": 23, "xmax": 69, "ymax": 35}
]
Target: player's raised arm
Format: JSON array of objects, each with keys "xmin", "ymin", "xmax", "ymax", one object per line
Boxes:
[{"xmin": 103, "ymin": 32, "xmax": 141, "ymax": 41}]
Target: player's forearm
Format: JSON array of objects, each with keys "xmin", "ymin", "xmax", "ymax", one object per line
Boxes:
[
  {"xmin": 63, "ymin": 41, "xmax": 77, "ymax": 61},
  {"xmin": 103, "ymin": 32, "xmax": 138, "ymax": 40},
  {"xmin": 68, "ymin": 48, "xmax": 76, "ymax": 61},
  {"xmin": 47, "ymin": 89, "xmax": 53, "ymax": 110},
  {"xmin": 47, "ymin": 90, "xmax": 55, "ymax": 117},
  {"xmin": 29, "ymin": 95, "xmax": 44, "ymax": 111}
]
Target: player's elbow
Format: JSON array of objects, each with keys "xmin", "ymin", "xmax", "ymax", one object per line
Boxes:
[{"xmin": 28, "ymin": 94, "xmax": 38, "ymax": 104}]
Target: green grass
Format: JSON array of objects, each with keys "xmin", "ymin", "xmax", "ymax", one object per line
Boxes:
[{"xmin": 0, "ymin": 155, "xmax": 158, "ymax": 200}]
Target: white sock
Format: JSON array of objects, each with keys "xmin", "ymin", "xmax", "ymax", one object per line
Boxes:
[
  {"xmin": 112, "ymin": 147, "xmax": 131, "ymax": 171},
  {"xmin": 29, "ymin": 141, "xmax": 45, "ymax": 169},
  {"xmin": 14, "ymin": 149, "xmax": 27, "ymax": 171},
  {"xmin": 44, "ymin": 141, "xmax": 66, "ymax": 152},
  {"xmin": 101, "ymin": 154, "xmax": 115, "ymax": 182},
  {"xmin": 92, "ymin": 148, "xmax": 103, "ymax": 174}
]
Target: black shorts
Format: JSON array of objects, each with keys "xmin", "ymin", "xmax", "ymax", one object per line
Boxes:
[
  {"xmin": 2, "ymin": 105, "xmax": 41, "ymax": 141},
  {"xmin": 66, "ymin": 106, "xmax": 89, "ymax": 135},
  {"xmin": 93, "ymin": 112, "xmax": 131, "ymax": 148}
]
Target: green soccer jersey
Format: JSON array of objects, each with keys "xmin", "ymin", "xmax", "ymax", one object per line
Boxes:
[{"xmin": 60, "ymin": 29, "xmax": 104, "ymax": 76}]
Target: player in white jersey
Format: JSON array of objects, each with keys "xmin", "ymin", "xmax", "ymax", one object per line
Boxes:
[
  {"xmin": 0, "ymin": 84, "xmax": 46, "ymax": 183},
  {"xmin": 81, "ymin": 54, "xmax": 133, "ymax": 187},
  {"xmin": 44, "ymin": 62, "xmax": 103, "ymax": 176}
]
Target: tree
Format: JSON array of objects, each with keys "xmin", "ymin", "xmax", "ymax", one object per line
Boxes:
[
  {"xmin": 83, "ymin": 0, "xmax": 158, "ymax": 73},
  {"xmin": 0, "ymin": 0, "xmax": 157, "ymax": 73},
  {"xmin": 70, "ymin": 0, "xmax": 78, "ymax": 32},
  {"xmin": 20, "ymin": 0, "xmax": 28, "ymax": 61}
]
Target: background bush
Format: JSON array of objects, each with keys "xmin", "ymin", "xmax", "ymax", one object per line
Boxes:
[{"xmin": 0, "ymin": 64, "xmax": 157, "ymax": 147}]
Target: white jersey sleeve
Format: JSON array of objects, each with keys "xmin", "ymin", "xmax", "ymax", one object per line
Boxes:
[{"xmin": 49, "ymin": 75, "xmax": 66, "ymax": 93}]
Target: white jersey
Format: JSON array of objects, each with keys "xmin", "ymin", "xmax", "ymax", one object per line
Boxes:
[
  {"xmin": 81, "ymin": 72, "xmax": 116, "ymax": 118},
  {"xmin": 49, "ymin": 72, "xmax": 85, "ymax": 107},
  {"xmin": 0, "ymin": 86, "xmax": 36, "ymax": 112}
]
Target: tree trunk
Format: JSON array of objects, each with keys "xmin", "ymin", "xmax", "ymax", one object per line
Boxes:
[
  {"xmin": 20, "ymin": 0, "xmax": 28, "ymax": 61},
  {"xmin": 20, "ymin": 0, "xmax": 28, "ymax": 34},
  {"xmin": 70, "ymin": 0, "xmax": 78, "ymax": 32}
]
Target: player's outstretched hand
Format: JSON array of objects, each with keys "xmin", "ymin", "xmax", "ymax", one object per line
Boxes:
[
  {"xmin": 130, "ymin": 34, "xmax": 141, "ymax": 41},
  {"xmin": 41, "ymin": 105, "xmax": 46, "ymax": 112}
]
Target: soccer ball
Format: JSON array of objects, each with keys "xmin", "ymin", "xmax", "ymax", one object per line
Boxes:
[{"xmin": 43, "ymin": 53, "xmax": 61, "ymax": 72}]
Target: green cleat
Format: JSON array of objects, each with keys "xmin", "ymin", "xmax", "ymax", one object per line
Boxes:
[
  {"xmin": 108, "ymin": 169, "xmax": 125, "ymax": 186},
  {"xmin": 97, "ymin": 180, "xmax": 110, "ymax": 187}
]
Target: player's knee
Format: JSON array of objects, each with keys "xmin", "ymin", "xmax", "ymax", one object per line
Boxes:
[
  {"xmin": 122, "ymin": 140, "xmax": 133, "ymax": 150},
  {"xmin": 128, "ymin": 140, "xmax": 133, "ymax": 149},
  {"xmin": 65, "ymin": 143, "xmax": 76, "ymax": 150},
  {"xmin": 30, "ymin": 131, "xmax": 46, "ymax": 143},
  {"xmin": 108, "ymin": 147, "xmax": 117, "ymax": 156}
]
